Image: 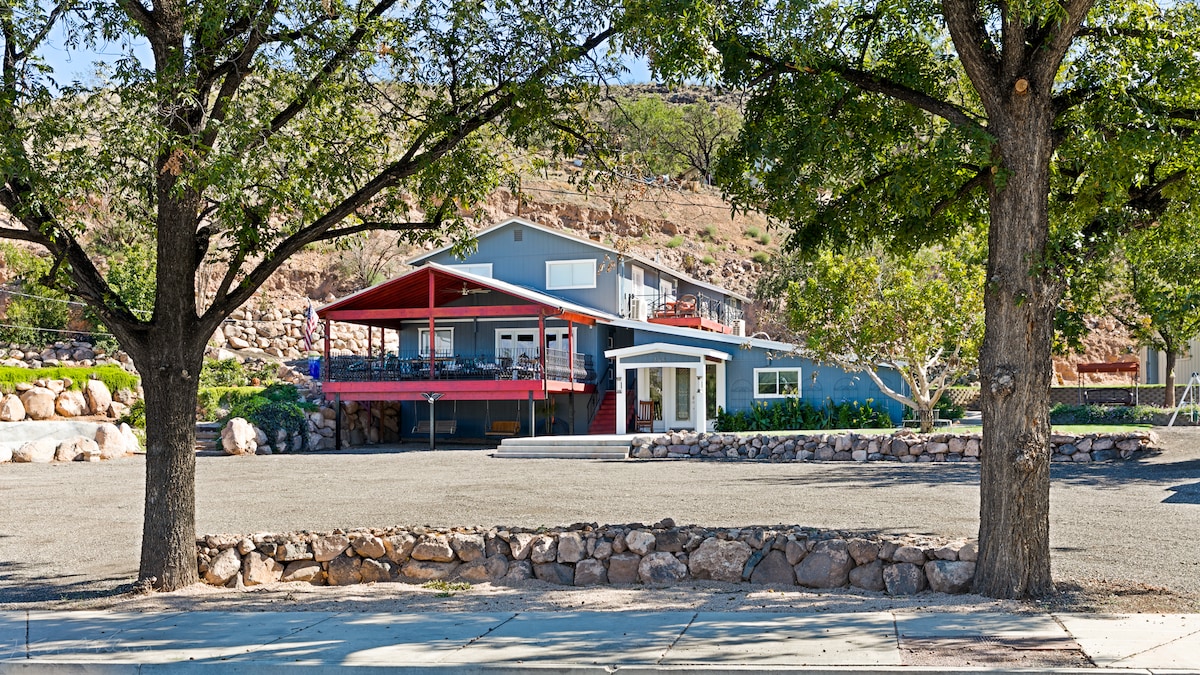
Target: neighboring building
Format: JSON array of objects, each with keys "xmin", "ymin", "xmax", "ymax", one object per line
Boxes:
[
  {"xmin": 316, "ymin": 217, "xmax": 904, "ymax": 440},
  {"xmin": 1142, "ymin": 342, "xmax": 1200, "ymax": 387}
]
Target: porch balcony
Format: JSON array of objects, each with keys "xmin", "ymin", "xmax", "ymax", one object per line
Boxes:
[{"xmin": 630, "ymin": 291, "xmax": 744, "ymax": 334}]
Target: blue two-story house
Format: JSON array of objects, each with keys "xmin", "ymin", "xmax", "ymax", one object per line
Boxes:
[{"xmin": 316, "ymin": 217, "xmax": 904, "ymax": 440}]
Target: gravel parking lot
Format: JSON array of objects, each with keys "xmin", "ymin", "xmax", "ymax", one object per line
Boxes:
[{"xmin": 1, "ymin": 428, "xmax": 1197, "ymax": 608}]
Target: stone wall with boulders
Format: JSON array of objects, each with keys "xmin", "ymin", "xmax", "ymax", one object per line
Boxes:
[
  {"xmin": 210, "ymin": 306, "xmax": 385, "ymax": 360},
  {"xmin": 1, "ymin": 421, "xmax": 141, "ymax": 463},
  {"xmin": 0, "ymin": 340, "xmax": 136, "ymax": 371},
  {"xmin": 632, "ymin": 429, "xmax": 1157, "ymax": 464},
  {"xmin": 197, "ymin": 520, "xmax": 977, "ymax": 595},
  {"xmin": 0, "ymin": 377, "xmax": 138, "ymax": 422},
  {"xmin": 215, "ymin": 400, "xmax": 400, "ymax": 455}
]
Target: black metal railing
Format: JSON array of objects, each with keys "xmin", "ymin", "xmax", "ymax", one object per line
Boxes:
[
  {"xmin": 626, "ymin": 291, "xmax": 742, "ymax": 326},
  {"xmin": 326, "ymin": 349, "xmax": 595, "ymax": 384}
]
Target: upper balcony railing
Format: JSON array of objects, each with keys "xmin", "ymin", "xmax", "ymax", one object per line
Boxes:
[
  {"xmin": 326, "ymin": 349, "xmax": 594, "ymax": 384},
  {"xmin": 625, "ymin": 291, "xmax": 743, "ymax": 327}
]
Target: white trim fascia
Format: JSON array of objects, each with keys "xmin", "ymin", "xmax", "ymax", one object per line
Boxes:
[
  {"xmin": 407, "ymin": 216, "xmax": 751, "ymax": 302},
  {"xmin": 605, "ymin": 342, "xmax": 731, "ymax": 362},
  {"xmin": 607, "ymin": 317, "xmax": 798, "ymax": 352}
]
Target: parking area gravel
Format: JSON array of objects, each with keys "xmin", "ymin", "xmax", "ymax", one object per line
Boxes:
[{"xmin": 1, "ymin": 428, "xmax": 1197, "ymax": 610}]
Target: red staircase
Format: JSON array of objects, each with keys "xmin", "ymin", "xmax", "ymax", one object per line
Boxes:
[{"xmin": 588, "ymin": 391, "xmax": 617, "ymax": 435}]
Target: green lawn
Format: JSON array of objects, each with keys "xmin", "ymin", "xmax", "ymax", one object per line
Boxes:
[{"xmin": 716, "ymin": 423, "xmax": 1151, "ymax": 436}]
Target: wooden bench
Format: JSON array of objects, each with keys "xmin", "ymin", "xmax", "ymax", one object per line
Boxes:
[
  {"xmin": 1083, "ymin": 388, "xmax": 1134, "ymax": 406},
  {"xmin": 411, "ymin": 420, "xmax": 458, "ymax": 435},
  {"xmin": 485, "ymin": 421, "xmax": 521, "ymax": 438}
]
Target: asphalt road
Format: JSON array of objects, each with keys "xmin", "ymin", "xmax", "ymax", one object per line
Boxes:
[{"xmin": 1, "ymin": 428, "xmax": 1197, "ymax": 605}]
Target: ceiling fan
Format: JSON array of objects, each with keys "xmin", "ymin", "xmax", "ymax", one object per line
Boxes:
[{"xmin": 449, "ymin": 282, "xmax": 490, "ymax": 296}]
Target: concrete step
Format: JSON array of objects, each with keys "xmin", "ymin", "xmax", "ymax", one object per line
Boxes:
[
  {"xmin": 495, "ymin": 434, "xmax": 632, "ymax": 460},
  {"xmin": 195, "ymin": 422, "xmax": 221, "ymax": 451}
]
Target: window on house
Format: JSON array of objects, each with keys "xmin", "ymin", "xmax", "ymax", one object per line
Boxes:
[
  {"xmin": 754, "ymin": 367, "xmax": 801, "ymax": 398},
  {"xmin": 418, "ymin": 327, "xmax": 454, "ymax": 356},
  {"xmin": 444, "ymin": 263, "xmax": 493, "ymax": 278},
  {"xmin": 546, "ymin": 259, "xmax": 597, "ymax": 289},
  {"xmin": 496, "ymin": 329, "xmax": 538, "ymax": 358}
]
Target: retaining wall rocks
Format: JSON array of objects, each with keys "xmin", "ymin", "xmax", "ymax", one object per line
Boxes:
[
  {"xmin": 632, "ymin": 430, "xmax": 1157, "ymax": 463},
  {"xmin": 197, "ymin": 521, "xmax": 977, "ymax": 595}
]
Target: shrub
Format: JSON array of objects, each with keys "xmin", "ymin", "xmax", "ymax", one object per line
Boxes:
[
  {"xmin": 221, "ymin": 383, "xmax": 315, "ymax": 452},
  {"xmin": 700, "ymin": 225, "xmax": 718, "ymax": 241},
  {"xmin": 119, "ymin": 399, "xmax": 146, "ymax": 429},
  {"xmin": 1049, "ymin": 403, "xmax": 1161, "ymax": 425},
  {"xmin": 199, "ymin": 358, "xmax": 247, "ymax": 388},
  {"xmin": 666, "ymin": 235, "xmax": 684, "ymax": 248},
  {"xmin": 715, "ymin": 398, "xmax": 892, "ymax": 432},
  {"xmin": 751, "ymin": 251, "xmax": 771, "ymax": 264},
  {"xmin": 701, "ymin": 255, "xmax": 716, "ymax": 265},
  {"xmin": 758, "ymin": 233, "xmax": 771, "ymax": 246},
  {"xmin": 198, "ymin": 386, "xmax": 264, "ymax": 421},
  {"xmin": 743, "ymin": 226, "xmax": 761, "ymax": 239}
]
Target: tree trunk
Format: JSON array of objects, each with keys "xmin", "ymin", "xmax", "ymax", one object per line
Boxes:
[
  {"xmin": 972, "ymin": 100, "xmax": 1059, "ymax": 599},
  {"xmin": 131, "ymin": 337, "xmax": 205, "ymax": 591},
  {"xmin": 917, "ymin": 406, "xmax": 934, "ymax": 434},
  {"xmin": 1164, "ymin": 351, "xmax": 1177, "ymax": 408}
]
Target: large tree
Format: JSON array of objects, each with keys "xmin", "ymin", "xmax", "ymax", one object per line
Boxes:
[
  {"xmin": 780, "ymin": 243, "xmax": 984, "ymax": 433},
  {"xmin": 1, "ymin": 0, "xmax": 623, "ymax": 590},
  {"xmin": 629, "ymin": 0, "xmax": 1200, "ymax": 597}
]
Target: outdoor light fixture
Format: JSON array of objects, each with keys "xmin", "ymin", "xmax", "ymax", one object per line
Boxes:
[{"xmin": 421, "ymin": 392, "xmax": 444, "ymax": 451}]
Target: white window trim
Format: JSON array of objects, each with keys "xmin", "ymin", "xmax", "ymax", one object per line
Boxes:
[
  {"xmin": 444, "ymin": 263, "xmax": 493, "ymax": 278},
  {"xmin": 753, "ymin": 367, "xmax": 802, "ymax": 399},
  {"xmin": 546, "ymin": 258, "xmax": 597, "ymax": 290},
  {"xmin": 418, "ymin": 327, "xmax": 454, "ymax": 356}
]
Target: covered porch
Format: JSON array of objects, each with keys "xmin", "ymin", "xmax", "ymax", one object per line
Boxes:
[{"xmin": 606, "ymin": 343, "xmax": 730, "ymax": 434}]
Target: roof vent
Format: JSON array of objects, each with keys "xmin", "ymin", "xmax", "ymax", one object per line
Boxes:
[{"xmin": 513, "ymin": 228, "xmax": 523, "ymax": 242}]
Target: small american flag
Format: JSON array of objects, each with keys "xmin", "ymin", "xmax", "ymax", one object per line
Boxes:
[{"xmin": 303, "ymin": 302, "xmax": 318, "ymax": 352}]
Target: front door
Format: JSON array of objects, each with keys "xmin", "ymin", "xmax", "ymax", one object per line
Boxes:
[{"xmin": 638, "ymin": 366, "xmax": 695, "ymax": 431}]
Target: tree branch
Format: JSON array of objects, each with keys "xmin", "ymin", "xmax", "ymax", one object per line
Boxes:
[
  {"xmin": 942, "ymin": 0, "xmax": 1004, "ymax": 111},
  {"xmin": 1032, "ymin": 0, "xmax": 1098, "ymax": 87}
]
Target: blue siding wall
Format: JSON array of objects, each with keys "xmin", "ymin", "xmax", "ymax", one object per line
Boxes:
[
  {"xmin": 629, "ymin": 329, "xmax": 906, "ymax": 423},
  {"xmin": 424, "ymin": 224, "xmax": 620, "ymax": 313}
]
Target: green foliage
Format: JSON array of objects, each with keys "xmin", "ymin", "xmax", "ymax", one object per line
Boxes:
[
  {"xmin": 422, "ymin": 580, "xmax": 471, "ymax": 596},
  {"xmin": 221, "ymin": 384, "xmax": 313, "ymax": 452},
  {"xmin": 700, "ymin": 225, "xmax": 718, "ymax": 241},
  {"xmin": 757, "ymin": 232, "xmax": 771, "ymax": 246},
  {"xmin": 197, "ymin": 386, "xmax": 264, "ymax": 422},
  {"xmin": 743, "ymin": 226, "xmax": 761, "ymax": 239},
  {"xmin": 715, "ymin": 398, "xmax": 892, "ymax": 432},
  {"xmin": 935, "ymin": 393, "xmax": 966, "ymax": 421},
  {"xmin": 751, "ymin": 251, "xmax": 770, "ymax": 264},
  {"xmin": 701, "ymin": 255, "xmax": 716, "ymax": 265},
  {"xmin": 0, "ymin": 244, "xmax": 71, "ymax": 344},
  {"xmin": 103, "ymin": 243, "xmax": 157, "ymax": 316},
  {"xmin": 0, "ymin": 365, "xmax": 139, "ymax": 395},
  {"xmin": 604, "ymin": 95, "xmax": 741, "ymax": 179},
  {"xmin": 119, "ymin": 399, "xmax": 146, "ymax": 429},
  {"xmin": 1049, "ymin": 404, "xmax": 1167, "ymax": 425},
  {"xmin": 666, "ymin": 235, "xmax": 684, "ymax": 248},
  {"xmin": 199, "ymin": 359, "xmax": 248, "ymax": 388}
]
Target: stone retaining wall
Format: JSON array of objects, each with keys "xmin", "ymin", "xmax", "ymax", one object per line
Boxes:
[
  {"xmin": 198, "ymin": 521, "xmax": 976, "ymax": 595},
  {"xmin": 632, "ymin": 430, "xmax": 1157, "ymax": 463}
]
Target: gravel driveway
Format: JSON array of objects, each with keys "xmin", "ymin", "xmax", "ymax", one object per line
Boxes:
[{"xmin": 1, "ymin": 428, "xmax": 1197, "ymax": 607}]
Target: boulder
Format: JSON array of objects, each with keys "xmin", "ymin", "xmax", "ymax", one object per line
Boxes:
[
  {"xmin": 749, "ymin": 550, "xmax": 796, "ymax": 586},
  {"xmin": 19, "ymin": 387, "xmax": 56, "ymax": 420},
  {"xmin": 84, "ymin": 380, "xmax": 112, "ymax": 415},
  {"xmin": 0, "ymin": 393, "xmax": 25, "ymax": 421},
  {"xmin": 449, "ymin": 533, "xmax": 486, "ymax": 562},
  {"xmin": 688, "ymin": 538, "xmax": 752, "ymax": 582},
  {"xmin": 360, "ymin": 559, "xmax": 394, "ymax": 583},
  {"xmin": 242, "ymin": 551, "xmax": 284, "ymax": 586},
  {"xmin": 384, "ymin": 533, "xmax": 417, "ymax": 564},
  {"xmin": 327, "ymin": 554, "xmax": 363, "ymax": 586},
  {"xmin": 312, "ymin": 534, "xmax": 351, "ymax": 562},
  {"xmin": 507, "ymin": 533, "xmax": 535, "ymax": 560},
  {"xmin": 13, "ymin": 439, "xmax": 57, "ymax": 463},
  {"xmin": 556, "ymin": 532, "xmax": 586, "ymax": 563},
  {"xmin": 638, "ymin": 552, "xmax": 688, "ymax": 585},
  {"xmin": 55, "ymin": 390, "xmax": 87, "ymax": 417},
  {"xmin": 573, "ymin": 559, "xmax": 608, "ymax": 586},
  {"xmin": 400, "ymin": 559, "xmax": 459, "ymax": 581},
  {"xmin": 502, "ymin": 560, "xmax": 533, "ymax": 582},
  {"xmin": 925, "ymin": 561, "xmax": 976, "ymax": 594},
  {"xmin": 55, "ymin": 437, "xmax": 99, "ymax": 462},
  {"xmin": 221, "ymin": 418, "xmax": 258, "ymax": 455},
  {"xmin": 607, "ymin": 552, "xmax": 642, "ymax": 584},
  {"xmin": 204, "ymin": 548, "xmax": 242, "ymax": 585},
  {"xmin": 411, "ymin": 535, "xmax": 456, "ymax": 562},
  {"xmin": 454, "ymin": 556, "xmax": 509, "ymax": 583},
  {"xmin": 892, "ymin": 545, "xmax": 927, "ymax": 565},
  {"xmin": 785, "ymin": 539, "xmax": 807, "ymax": 566},
  {"xmin": 119, "ymin": 423, "xmax": 141, "ymax": 454},
  {"xmin": 847, "ymin": 539, "xmax": 880, "ymax": 565},
  {"xmin": 530, "ymin": 536, "xmax": 557, "ymax": 564},
  {"xmin": 93, "ymin": 423, "xmax": 129, "ymax": 459},
  {"xmin": 351, "ymin": 535, "xmax": 386, "ymax": 559},
  {"xmin": 848, "ymin": 560, "xmax": 886, "ymax": 591},
  {"xmin": 624, "ymin": 530, "xmax": 657, "ymax": 555},
  {"xmin": 533, "ymin": 562, "xmax": 575, "ymax": 585},
  {"xmin": 884, "ymin": 562, "xmax": 928, "ymax": 595},
  {"xmin": 281, "ymin": 560, "xmax": 324, "ymax": 584},
  {"xmin": 794, "ymin": 540, "xmax": 854, "ymax": 588}
]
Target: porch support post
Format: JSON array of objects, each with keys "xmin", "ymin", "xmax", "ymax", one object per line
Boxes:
[
  {"xmin": 334, "ymin": 394, "xmax": 342, "ymax": 451},
  {"xmin": 322, "ymin": 319, "xmax": 331, "ymax": 383},
  {"xmin": 694, "ymin": 367, "xmax": 706, "ymax": 433},
  {"xmin": 615, "ymin": 359, "xmax": 626, "ymax": 434},
  {"xmin": 367, "ymin": 326, "xmax": 373, "ymax": 360},
  {"xmin": 567, "ymin": 320, "xmax": 575, "ymax": 434},
  {"xmin": 428, "ymin": 270, "xmax": 436, "ymax": 378},
  {"xmin": 529, "ymin": 391, "xmax": 536, "ymax": 438},
  {"xmin": 539, "ymin": 313, "xmax": 548, "ymax": 434}
]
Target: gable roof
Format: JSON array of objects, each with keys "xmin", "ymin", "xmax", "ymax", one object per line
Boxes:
[
  {"xmin": 406, "ymin": 216, "xmax": 752, "ymax": 303},
  {"xmin": 318, "ymin": 262, "xmax": 615, "ymax": 326},
  {"xmin": 605, "ymin": 342, "xmax": 732, "ymax": 362}
]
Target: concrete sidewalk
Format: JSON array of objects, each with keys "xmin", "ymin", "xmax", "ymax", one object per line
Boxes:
[{"xmin": 0, "ymin": 610, "xmax": 1197, "ymax": 673}]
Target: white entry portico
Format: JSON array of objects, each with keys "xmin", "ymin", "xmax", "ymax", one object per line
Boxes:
[{"xmin": 605, "ymin": 342, "xmax": 730, "ymax": 434}]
